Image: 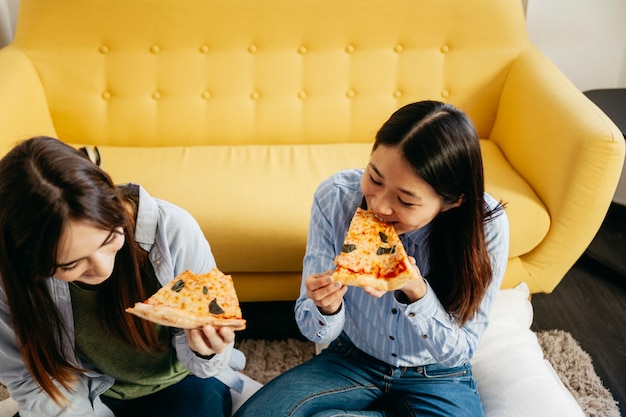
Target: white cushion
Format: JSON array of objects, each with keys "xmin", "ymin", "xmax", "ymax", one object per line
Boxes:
[
  {"xmin": 471, "ymin": 283, "xmax": 586, "ymax": 417},
  {"xmin": 231, "ymin": 371, "xmax": 262, "ymax": 415},
  {"xmin": 0, "ymin": 398, "xmax": 17, "ymax": 417}
]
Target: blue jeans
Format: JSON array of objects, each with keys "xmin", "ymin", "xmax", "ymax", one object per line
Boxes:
[
  {"xmin": 235, "ymin": 333, "xmax": 483, "ymax": 417},
  {"xmin": 100, "ymin": 375, "xmax": 231, "ymax": 417}
]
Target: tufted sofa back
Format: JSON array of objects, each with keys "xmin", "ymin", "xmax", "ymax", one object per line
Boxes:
[{"xmin": 12, "ymin": 0, "xmax": 528, "ymax": 147}]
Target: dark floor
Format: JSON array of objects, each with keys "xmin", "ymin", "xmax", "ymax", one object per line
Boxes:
[
  {"xmin": 532, "ymin": 203, "xmax": 626, "ymax": 417},
  {"xmin": 239, "ymin": 203, "xmax": 626, "ymax": 416}
]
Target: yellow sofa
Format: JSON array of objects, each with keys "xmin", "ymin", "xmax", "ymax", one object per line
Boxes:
[{"xmin": 0, "ymin": 0, "xmax": 623, "ymax": 302}]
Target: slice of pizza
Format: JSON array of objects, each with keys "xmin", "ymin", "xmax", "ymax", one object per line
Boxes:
[
  {"xmin": 126, "ymin": 268, "xmax": 246, "ymax": 330},
  {"xmin": 332, "ymin": 208, "xmax": 419, "ymax": 291}
]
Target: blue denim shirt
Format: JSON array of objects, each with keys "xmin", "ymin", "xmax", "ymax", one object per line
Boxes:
[
  {"xmin": 296, "ymin": 169, "xmax": 510, "ymax": 368},
  {"xmin": 0, "ymin": 184, "xmax": 245, "ymax": 416}
]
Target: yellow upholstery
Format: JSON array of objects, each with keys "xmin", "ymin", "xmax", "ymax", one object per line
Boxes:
[{"xmin": 0, "ymin": 0, "xmax": 623, "ymax": 301}]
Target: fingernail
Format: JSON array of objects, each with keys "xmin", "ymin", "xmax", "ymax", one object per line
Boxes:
[{"xmin": 334, "ymin": 282, "xmax": 341, "ymax": 288}]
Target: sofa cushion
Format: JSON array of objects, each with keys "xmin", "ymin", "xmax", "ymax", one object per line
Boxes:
[
  {"xmin": 93, "ymin": 143, "xmax": 372, "ymax": 273},
  {"xmin": 77, "ymin": 140, "xmax": 549, "ymax": 284},
  {"xmin": 471, "ymin": 283, "xmax": 585, "ymax": 417},
  {"xmin": 481, "ymin": 140, "xmax": 550, "ymax": 258}
]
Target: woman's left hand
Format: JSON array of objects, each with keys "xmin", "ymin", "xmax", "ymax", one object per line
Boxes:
[
  {"xmin": 185, "ymin": 325, "xmax": 235, "ymax": 357},
  {"xmin": 399, "ymin": 256, "xmax": 428, "ymax": 302},
  {"xmin": 364, "ymin": 256, "xmax": 427, "ymax": 301}
]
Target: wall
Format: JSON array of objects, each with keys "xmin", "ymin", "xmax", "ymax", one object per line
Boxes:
[
  {"xmin": 526, "ymin": 0, "xmax": 626, "ymax": 91},
  {"xmin": 0, "ymin": 0, "xmax": 17, "ymax": 48}
]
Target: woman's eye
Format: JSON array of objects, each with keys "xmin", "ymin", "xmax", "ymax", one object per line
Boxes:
[
  {"xmin": 369, "ymin": 175, "xmax": 382, "ymax": 185},
  {"xmin": 104, "ymin": 229, "xmax": 123, "ymax": 246},
  {"xmin": 398, "ymin": 198, "xmax": 416, "ymax": 207},
  {"xmin": 59, "ymin": 264, "xmax": 79, "ymax": 272}
]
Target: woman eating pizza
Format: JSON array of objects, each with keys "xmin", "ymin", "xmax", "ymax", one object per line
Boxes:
[
  {"xmin": 0, "ymin": 137, "xmax": 245, "ymax": 417},
  {"xmin": 235, "ymin": 100, "xmax": 509, "ymax": 417}
]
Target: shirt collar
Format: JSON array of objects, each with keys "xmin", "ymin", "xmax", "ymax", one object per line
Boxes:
[{"xmin": 132, "ymin": 184, "xmax": 159, "ymax": 247}]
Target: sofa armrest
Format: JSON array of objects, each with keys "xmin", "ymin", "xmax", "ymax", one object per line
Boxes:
[
  {"xmin": 490, "ymin": 44, "xmax": 625, "ymax": 292},
  {"xmin": 0, "ymin": 46, "xmax": 56, "ymax": 155}
]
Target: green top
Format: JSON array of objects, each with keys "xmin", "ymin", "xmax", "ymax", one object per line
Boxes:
[{"xmin": 70, "ymin": 282, "xmax": 189, "ymax": 400}]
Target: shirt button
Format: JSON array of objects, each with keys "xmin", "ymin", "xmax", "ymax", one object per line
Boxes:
[
  {"xmin": 391, "ymin": 353, "xmax": 397, "ymax": 358},
  {"xmin": 391, "ymin": 308, "xmax": 398, "ymax": 314},
  {"xmin": 389, "ymin": 335, "xmax": 395, "ymax": 341},
  {"xmin": 318, "ymin": 320, "xmax": 325, "ymax": 326},
  {"xmin": 422, "ymin": 334, "xmax": 428, "ymax": 339},
  {"xmin": 408, "ymin": 312, "xmax": 416, "ymax": 318}
]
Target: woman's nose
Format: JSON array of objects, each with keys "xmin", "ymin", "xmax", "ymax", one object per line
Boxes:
[
  {"xmin": 370, "ymin": 193, "xmax": 393, "ymax": 215},
  {"xmin": 86, "ymin": 252, "xmax": 114, "ymax": 278}
]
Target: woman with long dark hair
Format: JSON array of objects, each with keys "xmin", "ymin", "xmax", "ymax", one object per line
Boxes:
[
  {"xmin": 0, "ymin": 137, "xmax": 245, "ymax": 416},
  {"xmin": 236, "ymin": 101, "xmax": 509, "ymax": 417}
]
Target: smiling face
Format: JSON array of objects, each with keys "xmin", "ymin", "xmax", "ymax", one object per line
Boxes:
[
  {"xmin": 360, "ymin": 145, "xmax": 459, "ymax": 235},
  {"xmin": 53, "ymin": 220, "xmax": 125, "ymax": 286}
]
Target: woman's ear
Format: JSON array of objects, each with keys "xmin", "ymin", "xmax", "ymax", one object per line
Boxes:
[{"xmin": 441, "ymin": 195, "xmax": 464, "ymax": 212}]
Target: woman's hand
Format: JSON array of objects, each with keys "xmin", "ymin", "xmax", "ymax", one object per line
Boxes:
[
  {"xmin": 399, "ymin": 256, "xmax": 427, "ymax": 302},
  {"xmin": 305, "ymin": 270, "xmax": 348, "ymax": 315},
  {"xmin": 364, "ymin": 257, "xmax": 427, "ymax": 302},
  {"xmin": 185, "ymin": 325, "xmax": 235, "ymax": 357}
]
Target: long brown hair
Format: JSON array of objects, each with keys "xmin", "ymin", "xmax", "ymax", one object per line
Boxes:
[
  {"xmin": 374, "ymin": 101, "xmax": 503, "ymax": 325},
  {"xmin": 0, "ymin": 137, "xmax": 161, "ymax": 405}
]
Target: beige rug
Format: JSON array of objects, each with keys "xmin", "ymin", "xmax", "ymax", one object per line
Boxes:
[
  {"xmin": 535, "ymin": 330, "xmax": 621, "ymax": 417},
  {"xmin": 0, "ymin": 330, "xmax": 619, "ymax": 417}
]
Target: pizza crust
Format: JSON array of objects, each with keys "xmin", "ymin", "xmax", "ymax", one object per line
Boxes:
[{"xmin": 126, "ymin": 302, "xmax": 247, "ymax": 330}]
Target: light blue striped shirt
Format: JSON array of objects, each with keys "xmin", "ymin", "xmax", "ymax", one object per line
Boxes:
[{"xmin": 295, "ymin": 169, "xmax": 509, "ymax": 368}]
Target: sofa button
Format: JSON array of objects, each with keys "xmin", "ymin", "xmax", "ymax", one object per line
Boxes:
[
  {"xmin": 152, "ymin": 91, "xmax": 162, "ymax": 100},
  {"xmin": 345, "ymin": 89, "xmax": 355, "ymax": 98},
  {"xmin": 297, "ymin": 90, "xmax": 307, "ymax": 100},
  {"xmin": 345, "ymin": 44, "xmax": 355, "ymax": 54},
  {"xmin": 150, "ymin": 45, "xmax": 161, "ymax": 54},
  {"xmin": 393, "ymin": 44, "xmax": 403, "ymax": 53},
  {"xmin": 297, "ymin": 45, "xmax": 308, "ymax": 55},
  {"xmin": 250, "ymin": 91, "xmax": 259, "ymax": 100},
  {"xmin": 199, "ymin": 44, "xmax": 210, "ymax": 54},
  {"xmin": 248, "ymin": 44, "xmax": 258, "ymax": 54},
  {"xmin": 101, "ymin": 91, "xmax": 111, "ymax": 100},
  {"xmin": 393, "ymin": 89, "xmax": 402, "ymax": 98},
  {"xmin": 98, "ymin": 45, "xmax": 109, "ymax": 55},
  {"xmin": 441, "ymin": 89, "xmax": 450, "ymax": 98},
  {"xmin": 440, "ymin": 44, "xmax": 450, "ymax": 54},
  {"xmin": 201, "ymin": 90, "xmax": 212, "ymax": 100}
]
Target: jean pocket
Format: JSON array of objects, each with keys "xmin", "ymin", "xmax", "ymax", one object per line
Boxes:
[{"xmin": 422, "ymin": 364, "xmax": 470, "ymax": 379}]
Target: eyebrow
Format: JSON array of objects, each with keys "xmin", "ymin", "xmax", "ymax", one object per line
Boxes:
[
  {"xmin": 369, "ymin": 163, "xmax": 423, "ymax": 201},
  {"xmin": 55, "ymin": 229, "xmax": 117, "ymax": 268}
]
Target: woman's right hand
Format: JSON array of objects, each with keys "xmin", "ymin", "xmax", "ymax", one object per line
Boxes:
[{"xmin": 305, "ymin": 270, "xmax": 348, "ymax": 315}]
